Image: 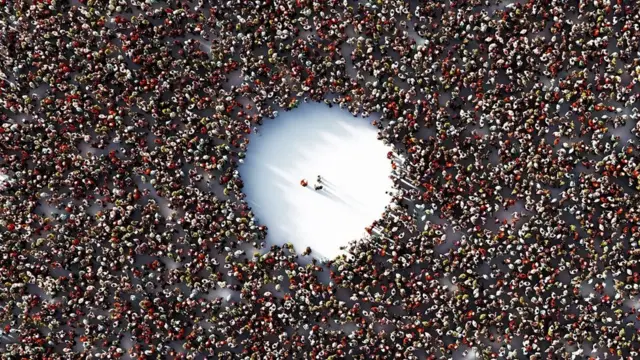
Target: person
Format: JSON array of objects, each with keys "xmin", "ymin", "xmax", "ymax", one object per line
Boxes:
[{"xmin": 314, "ymin": 183, "xmax": 323, "ymax": 191}]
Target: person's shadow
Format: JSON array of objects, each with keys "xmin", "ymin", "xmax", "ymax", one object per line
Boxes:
[{"xmin": 318, "ymin": 178, "xmax": 368, "ymax": 210}]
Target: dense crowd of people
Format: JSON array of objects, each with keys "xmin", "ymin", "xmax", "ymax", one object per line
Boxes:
[{"xmin": 1, "ymin": 0, "xmax": 640, "ymax": 358}]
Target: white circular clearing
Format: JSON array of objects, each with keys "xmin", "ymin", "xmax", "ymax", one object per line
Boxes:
[{"xmin": 239, "ymin": 103, "xmax": 394, "ymax": 259}]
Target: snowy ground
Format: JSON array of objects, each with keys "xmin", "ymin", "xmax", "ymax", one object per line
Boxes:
[{"xmin": 239, "ymin": 103, "xmax": 394, "ymax": 260}]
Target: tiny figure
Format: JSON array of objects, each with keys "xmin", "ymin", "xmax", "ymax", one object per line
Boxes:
[
  {"xmin": 314, "ymin": 183, "xmax": 323, "ymax": 191},
  {"xmin": 300, "ymin": 179, "xmax": 308, "ymax": 187},
  {"xmin": 317, "ymin": 175, "xmax": 322, "ymax": 183}
]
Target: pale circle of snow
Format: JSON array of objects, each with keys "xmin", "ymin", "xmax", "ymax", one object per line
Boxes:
[{"xmin": 239, "ymin": 103, "xmax": 394, "ymax": 260}]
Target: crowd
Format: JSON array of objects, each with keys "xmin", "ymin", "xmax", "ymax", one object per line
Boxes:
[{"xmin": 1, "ymin": 0, "xmax": 640, "ymax": 358}]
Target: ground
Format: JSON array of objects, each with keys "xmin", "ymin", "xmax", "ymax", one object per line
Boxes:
[{"xmin": 239, "ymin": 103, "xmax": 394, "ymax": 260}]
